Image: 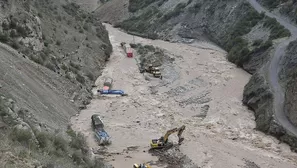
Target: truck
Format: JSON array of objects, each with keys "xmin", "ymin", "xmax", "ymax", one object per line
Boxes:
[
  {"xmin": 121, "ymin": 42, "xmax": 133, "ymax": 58},
  {"xmin": 103, "ymin": 77, "xmax": 113, "ymax": 90},
  {"xmin": 98, "ymin": 89, "xmax": 128, "ymax": 96},
  {"xmin": 91, "ymin": 114, "xmax": 111, "ymax": 145}
]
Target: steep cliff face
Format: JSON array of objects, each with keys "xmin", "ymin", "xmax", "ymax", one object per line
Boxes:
[{"xmin": 279, "ymin": 40, "xmax": 297, "ymax": 127}]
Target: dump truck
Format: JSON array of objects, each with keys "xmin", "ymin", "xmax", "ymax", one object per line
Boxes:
[
  {"xmin": 121, "ymin": 42, "xmax": 133, "ymax": 58},
  {"xmin": 140, "ymin": 64, "xmax": 162, "ymax": 79},
  {"xmin": 91, "ymin": 114, "xmax": 111, "ymax": 145}
]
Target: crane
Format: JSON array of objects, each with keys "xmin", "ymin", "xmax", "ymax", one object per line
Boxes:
[{"xmin": 150, "ymin": 125, "xmax": 185, "ymax": 149}]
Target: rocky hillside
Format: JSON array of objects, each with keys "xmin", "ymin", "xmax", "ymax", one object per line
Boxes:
[
  {"xmin": 0, "ymin": 0, "xmax": 112, "ymax": 126},
  {"xmin": 279, "ymin": 40, "xmax": 297, "ymax": 127},
  {"xmin": 94, "ymin": 0, "xmax": 297, "ymax": 150},
  {"xmin": 257, "ymin": 0, "xmax": 297, "ymax": 23},
  {"xmin": 0, "ymin": 0, "xmax": 113, "ymax": 167}
]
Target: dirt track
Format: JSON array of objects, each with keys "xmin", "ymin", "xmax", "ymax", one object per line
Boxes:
[{"xmin": 71, "ymin": 24, "xmax": 297, "ymax": 168}]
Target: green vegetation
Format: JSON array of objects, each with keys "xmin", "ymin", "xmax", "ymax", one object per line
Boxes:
[
  {"xmin": 160, "ymin": 3, "xmax": 186, "ymax": 23},
  {"xmin": 188, "ymin": 2, "xmax": 202, "ymax": 13},
  {"xmin": 263, "ymin": 17, "xmax": 291, "ymax": 40},
  {"xmin": 131, "ymin": 43, "xmax": 167, "ymax": 67},
  {"xmin": 224, "ymin": 5, "xmax": 265, "ymax": 66},
  {"xmin": 0, "ymin": 97, "xmax": 106, "ymax": 167},
  {"xmin": 259, "ymin": 0, "xmax": 281, "ymax": 9},
  {"xmin": 128, "ymin": 0, "xmax": 159, "ymax": 12},
  {"xmin": 116, "ymin": 7, "xmax": 160, "ymax": 39},
  {"xmin": 223, "ymin": 3, "xmax": 290, "ymax": 67}
]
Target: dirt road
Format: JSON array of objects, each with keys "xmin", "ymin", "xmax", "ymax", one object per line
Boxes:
[
  {"xmin": 247, "ymin": 0, "xmax": 297, "ymax": 136},
  {"xmin": 71, "ymin": 24, "xmax": 297, "ymax": 168}
]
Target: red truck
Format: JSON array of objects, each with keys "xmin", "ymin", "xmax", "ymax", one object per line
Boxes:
[{"xmin": 121, "ymin": 42, "xmax": 133, "ymax": 58}]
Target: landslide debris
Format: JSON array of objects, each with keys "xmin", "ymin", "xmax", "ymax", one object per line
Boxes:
[{"xmin": 149, "ymin": 146, "xmax": 199, "ymax": 168}]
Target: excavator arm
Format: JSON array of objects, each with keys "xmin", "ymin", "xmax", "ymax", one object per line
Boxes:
[{"xmin": 150, "ymin": 125, "xmax": 186, "ymax": 149}]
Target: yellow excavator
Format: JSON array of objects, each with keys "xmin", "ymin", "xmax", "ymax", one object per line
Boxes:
[
  {"xmin": 133, "ymin": 163, "xmax": 152, "ymax": 168},
  {"xmin": 150, "ymin": 125, "xmax": 186, "ymax": 149}
]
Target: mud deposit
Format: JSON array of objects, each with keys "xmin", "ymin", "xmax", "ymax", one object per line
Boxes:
[{"xmin": 71, "ymin": 24, "xmax": 297, "ymax": 168}]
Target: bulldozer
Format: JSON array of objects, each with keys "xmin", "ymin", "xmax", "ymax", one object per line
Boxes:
[
  {"xmin": 150, "ymin": 125, "xmax": 185, "ymax": 149},
  {"xmin": 133, "ymin": 163, "xmax": 152, "ymax": 168}
]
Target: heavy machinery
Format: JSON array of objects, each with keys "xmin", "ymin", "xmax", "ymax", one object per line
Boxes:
[
  {"xmin": 103, "ymin": 77, "xmax": 113, "ymax": 90},
  {"xmin": 150, "ymin": 125, "xmax": 185, "ymax": 149},
  {"xmin": 121, "ymin": 42, "xmax": 133, "ymax": 57},
  {"xmin": 140, "ymin": 64, "xmax": 162, "ymax": 79},
  {"xmin": 133, "ymin": 163, "xmax": 151, "ymax": 168},
  {"xmin": 91, "ymin": 114, "xmax": 111, "ymax": 145}
]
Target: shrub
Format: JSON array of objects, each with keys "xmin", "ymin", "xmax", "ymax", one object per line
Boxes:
[
  {"xmin": 61, "ymin": 64, "xmax": 68, "ymax": 71},
  {"xmin": 45, "ymin": 63, "xmax": 56, "ymax": 71},
  {"xmin": 128, "ymin": 0, "xmax": 159, "ymax": 13},
  {"xmin": 0, "ymin": 98, "xmax": 8, "ymax": 117},
  {"xmin": 9, "ymin": 29, "xmax": 17, "ymax": 37},
  {"xmin": 36, "ymin": 131, "xmax": 50, "ymax": 148},
  {"xmin": 188, "ymin": 2, "xmax": 201, "ymax": 13},
  {"xmin": 252, "ymin": 39, "xmax": 263, "ymax": 46},
  {"xmin": 9, "ymin": 19, "xmax": 17, "ymax": 29},
  {"xmin": 10, "ymin": 128, "xmax": 32, "ymax": 146},
  {"xmin": 86, "ymin": 72, "xmax": 95, "ymax": 81},
  {"xmin": 56, "ymin": 40, "xmax": 61, "ymax": 46},
  {"xmin": 38, "ymin": 13, "xmax": 43, "ymax": 18},
  {"xmin": 160, "ymin": 3, "xmax": 186, "ymax": 22},
  {"xmin": 72, "ymin": 150, "xmax": 83, "ymax": 165},
  {"xmin": 76, "ymin": 74, "xmax": 85, "ymax": 84},
  {"xmin": 53, "ymin": 135, "xmax": 68, "ymax": 152},
  {"xmin": 70, "ymin": 62, "xmax": 80, "ymax": 70},
  {"xmin": 2, "ymin": 22, "xmax": 9, "ymax": 30},
  {"xmin": 16, "ymin": 25, "xmax": 29, "ymax": 37},
  {"xmin": 0, "ymin": 32, "xmax": 9, "ymax": 43},
  {"xmin": 11, "ymin": 40, "xmax": 20, "ymax": 49},
  {"xmin": 70, "ymin": 133, "xmax": 86, "ymax": 150}
]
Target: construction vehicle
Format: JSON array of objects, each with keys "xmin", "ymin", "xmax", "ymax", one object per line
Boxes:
[
  {"xmin": 121, "ymin": 42, "xmax": 133, "ymax": 58},
  {"xmin": 150, "ymin": 125, "xmax": 185, "ymax": 149},
  {"xmin": 133, "ymin": 163, "xmax": 152, "ymax": 168},
  {"xmin": 91, "ymin": 114, "xmax": 111, "ymax": 145},
  {"xmin": 140, "ymin": 64, "xmax": 162, "ymax": 79},
  {"xmin": 103, "ymin": 77, "xmax": 113, "ymax": 90}
]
